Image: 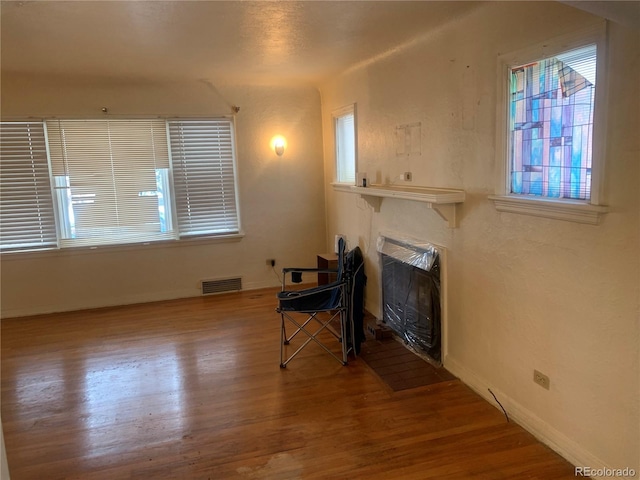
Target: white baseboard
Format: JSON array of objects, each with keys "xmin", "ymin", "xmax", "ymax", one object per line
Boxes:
[
  {"xmin": 444, "ymin": 355, "xmax": 638, "ymax": 480},
  {"xmin": 1, "ymin": 280, "xmax": 280, "ymax": 319}
]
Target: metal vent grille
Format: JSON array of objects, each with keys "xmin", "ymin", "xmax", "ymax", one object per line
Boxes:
[{"xmin": 201, "ymin": 277, "xmax": 242, "ymax": 295}]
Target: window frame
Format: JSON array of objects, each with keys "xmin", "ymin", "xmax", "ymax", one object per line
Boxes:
[
  {"xmin": 0, "ymin": 116, "xmax": 243, "ymax": 255},
  {"xmin": 333, "ymin": 104, "xmax": 357, "ymax": 185},
  {"xmin": 490, "ymin": 23, "xmax": 609, "ymax": 225}
]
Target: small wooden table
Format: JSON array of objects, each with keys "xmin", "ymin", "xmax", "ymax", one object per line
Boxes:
[{"xmin": 316, "ymin": 253, "xmax": 338, "ymax": 285}]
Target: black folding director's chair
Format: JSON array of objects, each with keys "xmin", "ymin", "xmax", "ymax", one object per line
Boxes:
[{"xmin": 276, "ymin": 238, "xmax": 359, "ymax": 368}]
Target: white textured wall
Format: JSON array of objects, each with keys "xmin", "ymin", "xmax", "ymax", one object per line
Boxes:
[
  {"xmin": 0, "ymin": 76, "xmax": 327, "ymax": 316},
  {"xmin": 320, "ymin": 2, "xmax": 639, "ymax": 477}
]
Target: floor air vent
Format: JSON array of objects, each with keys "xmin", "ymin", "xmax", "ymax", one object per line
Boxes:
[{"xmin": 201, "ymin": 277, "xmax": 242, "ymax": 295}]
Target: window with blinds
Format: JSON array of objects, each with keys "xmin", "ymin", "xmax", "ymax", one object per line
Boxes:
[
  {"xmin": 334, "ymin": 105, "xmax": 356, "ymax": 184},
  {"xmin": 0, "ymin": 122, "xmax": 57, "ymax": 251},
  {"xmin": 168, "ymin": 119, "xmax": 240, "ymax": 236},
  {"xmin": 0, "ymin": 117, "xmax": 241, "ymax": 252},
  {"xmin": 46, "ymin": 119, "xmax": 175, "ymax": 247}
]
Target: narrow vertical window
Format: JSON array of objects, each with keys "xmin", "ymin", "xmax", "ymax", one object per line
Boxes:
[{"xmin": 334, "ymin": 105, "xmax": 356, "ymax": 184}]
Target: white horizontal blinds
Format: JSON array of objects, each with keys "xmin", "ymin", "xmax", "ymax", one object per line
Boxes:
[
  {"xmin": 0, "ymin": 121, "xmax": 57, "ymax": 251},
  {"xmin": 335, "ymin": 112, "xmax": 355, "ymax": 183},
  {"xmin": 46, "ymin": 119, "xmax": 174, "ymax": 247},
  {"xmin": 168, "ymin": 119, "xmax": 240, "ymax": 236},
  {"xmin": 555, "ymin": 44, "xmax": 597, "ymax": 86}
]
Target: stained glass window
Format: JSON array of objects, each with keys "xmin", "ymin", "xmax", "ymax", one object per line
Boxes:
[{"xmin": 509, "ymin": 45, "xmax": 597, "ymax": 200}]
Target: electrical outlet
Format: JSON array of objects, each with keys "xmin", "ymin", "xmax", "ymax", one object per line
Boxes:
[
  {"xmin": 266, "ymin": 258, "xmax": 276, "ymax": 267},
  {"xmin": 533, "ymin": 370, "xmax": 550, "ymax": 390},
  {"xmin": 404, "ymin": 171, "xmax": 412, "ymax": 181}
]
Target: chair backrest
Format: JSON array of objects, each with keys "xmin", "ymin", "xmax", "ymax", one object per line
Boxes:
[
  {"xmin": 319, "ymin": 237, "xmax": 346, "ymax": 310},
  {"xmin": 336, "ymin": 237, "xmax": 346, "ymax": 282}
]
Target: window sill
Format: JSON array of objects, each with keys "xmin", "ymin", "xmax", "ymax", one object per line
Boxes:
[
  {"xmin": 0, "ymin": 232, "xmax": 245, "ymax": 260},
  {"xmin": 488, "ymin": 195, "xmax": 608, "ymax": 225},
  {"xmin": 332, "ymin": 183, "xmax": 355, "ymax": 192}
]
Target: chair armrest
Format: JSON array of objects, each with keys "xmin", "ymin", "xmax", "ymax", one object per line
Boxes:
[
  {"xmin": 278, "ymin": 279, "xmax": 347, "ymax": 308},
  {"xmin": 282, "ymin": 267, "xmax": 337, "ymax": 274}
]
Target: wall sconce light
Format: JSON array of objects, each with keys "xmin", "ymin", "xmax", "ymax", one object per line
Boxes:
[{"xmin": 271, "ymin": 135, "xmax": 287, "ymax": 156}]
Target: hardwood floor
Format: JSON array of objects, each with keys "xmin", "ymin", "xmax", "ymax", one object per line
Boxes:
[{"xmin": 2, "ymin": 289, "xmax": 580, "ymax": 479}]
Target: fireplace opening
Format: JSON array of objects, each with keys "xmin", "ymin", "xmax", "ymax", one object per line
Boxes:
[{"xmin": 378, "ymin": 236, "xmax": 442, "ymax": 364}]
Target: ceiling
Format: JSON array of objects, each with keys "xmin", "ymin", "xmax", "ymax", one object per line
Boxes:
[
  {"xmin": 0, "ymin": 1, "xmax": 484, "ymax": 85},
  {"xmin": 1, "ymin": 1, "xmax": 637, "ymax": 87}
]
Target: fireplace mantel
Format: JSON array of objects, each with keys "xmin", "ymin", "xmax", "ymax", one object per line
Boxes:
[{"xmin": 333, "ymin": 184, "xmax": 465, "ymax": 228}]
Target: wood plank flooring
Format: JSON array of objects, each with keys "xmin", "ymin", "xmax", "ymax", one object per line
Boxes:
[
  {"xmin": 1, "ymin": 289, "xmax": 580, "ymax": 479},
  {"xmin": 358, "ymin": 337, "xmax": 457, "ymax": 392}
]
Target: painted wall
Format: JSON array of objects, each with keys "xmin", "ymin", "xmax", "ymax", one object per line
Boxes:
[
  {"xmin": 320, "ymin": 2, "xmax": 639, "ymax": 477},
  {"xmin": 0, "ymin": 75, "xmax": 327, "ymax": 316}
]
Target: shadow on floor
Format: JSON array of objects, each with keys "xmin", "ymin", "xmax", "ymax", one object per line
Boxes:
[{"xmin": 358, "ymin": 335, "xmax": 456, "ymax": 392}]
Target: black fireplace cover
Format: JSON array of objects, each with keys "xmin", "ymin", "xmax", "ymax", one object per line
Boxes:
[{"xmin": 380, "ymin": 242, "xmax": 441, "ymax": 363}]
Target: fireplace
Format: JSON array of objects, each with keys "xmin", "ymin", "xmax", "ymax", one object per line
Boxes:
[{"xmin": 378, "ymin": 236, "xmax": 442, "ymax": 363}]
